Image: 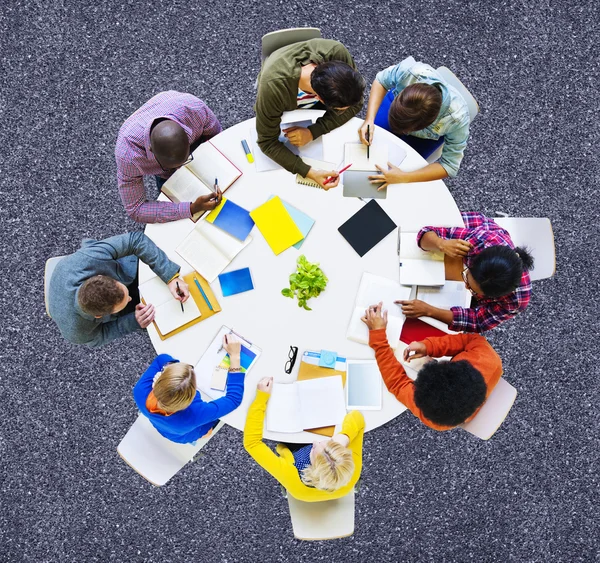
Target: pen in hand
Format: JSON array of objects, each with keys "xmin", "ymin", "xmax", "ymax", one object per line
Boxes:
[
  {"xmin": 366, "ymin": 124, "xmax": 370, "ymax": 159},
  {"xmin": 324, "ymin": 163, "xmax": 353, "ymax": 185},
  {"xmin": 176, "ymin": 281, "xmax": 185, "ymax": 313}
]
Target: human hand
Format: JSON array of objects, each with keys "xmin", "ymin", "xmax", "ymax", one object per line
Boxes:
[
  {"xmin": 395, "ymin": 299, "xmax": 432, "ymax": 318},
  {"xmin": 368, "ymin": 162, "xmax": 405, "ymax": 190},
  {"xmin": 223, "ymin": 333, "xmax": 242, "ymax": 367},
  {"xmin": 358, "ymin": 119, "xmax": 375, "ymax": 145},
  {"xmin": 168, "ymin": 277, "xmax": 190, "ymax": 303},
  {"xmin": 282, "ymin": 126, "xmax": 313, "ymax": 147},
  {"xmin": 190, "ymin": 189, "xmax": 222, "ymax": 215},
  {"xmin": 439, "ymin": 238, "xmax": 473, "ymax": 258},
  {"xmin": 135, "ymin": 303, "xmax": 155, "ymax": 328},
  {"xmin": 307, "ymin": 168, "xmax": 340, "ymax": 190},
  {"xmin": 403, "ymin": 341, "xmax": 428, "ymax": 363},
  {"xmin": 257, "ymin": 377, "xmax": 273, "ymax": 393},
  {"xmin": 361, "ymin": 301, "xmax": 388, "ymax": 330}
]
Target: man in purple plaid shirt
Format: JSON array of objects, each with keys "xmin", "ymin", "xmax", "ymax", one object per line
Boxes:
[
  {"xmin": 397, "ymin": 212, "xmax": 534, "ymax": 332},
  {"xmin": 115, "ymin": 91, "xmax": 223, "ymax": 223}
]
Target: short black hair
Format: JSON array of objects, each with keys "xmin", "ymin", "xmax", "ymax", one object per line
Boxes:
[
  {"xmin": 414, "ymin": 360, "xmax": 487, "ymax": 427},
  {"xmin": 470, "ymin": 245, "xmax": 534, "ymax": 298},
  {"xmin": 310, "ymin": 61, "xmax": 365, "ymax": 109}
]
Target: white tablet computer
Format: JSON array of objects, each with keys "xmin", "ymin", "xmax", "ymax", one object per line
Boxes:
[{"xmin": 346, "ymin": 360, "xmax": 382, "ymax": 410}]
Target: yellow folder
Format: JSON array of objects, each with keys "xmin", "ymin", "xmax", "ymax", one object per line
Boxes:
[{"xmin": 249, "ymin": 196, "xmax": 304, "ymax": 255}]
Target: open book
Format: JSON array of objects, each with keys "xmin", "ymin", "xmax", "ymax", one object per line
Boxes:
[
  {"xmin": 139, "ymin": 276, "xmax": 202, "ymax": 335},
  {"xmin": 416, "ymin": 281, "xmax": 472, "ymax": 333},
  {"xmin": 399, "ymin": 230, "xmax": 445, "ymax": 286},
  {"xmin": 266, "ymin": 375, "xmax": 346, "ymax": 433},
  {"xmin": 161, "ymin": 141, "xmax": 242, "ymax": 222},
  {"xmin": 176, "ymin": 220, "xmax": 252, "ymax": 282},
  {"xmin": 347, "ymin": 272, "xmax": 412, "ymax": 349}
]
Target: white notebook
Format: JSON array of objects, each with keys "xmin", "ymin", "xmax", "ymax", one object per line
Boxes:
[
  {"xmin": 266, "ymin": 375, "xmax": 346, "ymax": 433},
  {"xmin": 345, "ymin": 142, "xmax": 389, "ymax": 171},
  {"xmin": 399, "ymin": 230, "xmax": 445, "ymax": 286},
  {"xmin": 346, "ymin": 272, "xmax": 412, "ymax": 349},
  {"xmin": 161, "ymin": 141, "xmax": 242, "ymax": 221},
  {"xmin": 139, "ymin": 276, "xmax": 202, "ymax": 335},
  {"xmin": 416, "ymin": 281, "xmax": 472, "ymax": 333},
  {"xmin": 176, "ymin": 220, "xmax": 252, "ymax": 282}
]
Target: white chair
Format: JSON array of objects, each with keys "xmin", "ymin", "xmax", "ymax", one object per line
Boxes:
[
  {"xmin": 287, "ymin": 490, "xmax": 355, "ymax": 540},
  {"xmin": 44, "ymin": 256, "xmax": 66, "ymax": 317},
  {"xmin": 117, "ymin": 414, "xmax": 225, "ymax": 486},
  {"xmin": 426, "ymin": 66, "xmax": 479, "ymax": 164},
  {"xmin": 261, "ymin": 27, "xmax": 322, "ymax": 63},
  {"xmin": 493, "ymin": 216, "xmax": 556, "ymax": 281},
  {"xmin": 459, "ymin": 378, "xmax": 517, "ymax": 440}
]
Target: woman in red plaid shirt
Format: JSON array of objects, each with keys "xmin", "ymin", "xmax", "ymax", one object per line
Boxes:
[{"xmin": 397, "ymin": 212, "xmax": 534, "ymax": 333}]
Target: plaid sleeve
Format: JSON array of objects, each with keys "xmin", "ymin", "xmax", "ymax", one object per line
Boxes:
[{"xmin": 187, "ymin": 98, "xmax": 222, "ymax": 141}]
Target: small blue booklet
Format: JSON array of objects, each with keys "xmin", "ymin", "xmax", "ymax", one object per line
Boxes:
[{"xmin": 218, "ymin": 267, "xmax": 254, "ymax": 296}]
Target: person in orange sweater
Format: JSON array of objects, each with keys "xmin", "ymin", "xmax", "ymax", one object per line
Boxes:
[{"xmin": 362, "ymin": 302, "xmax": 503, "ymax": 430}]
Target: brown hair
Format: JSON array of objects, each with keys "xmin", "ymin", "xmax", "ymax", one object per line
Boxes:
[
  {"xmin": 301, "ymin": 440, "xmax": 355, "ymax": 492},
  {"xmin": 78, "ymin": 275, "xmax": 125, "ymax": 316},
  {"xmin": 153, "ymin": 363, "xmax": 197, "ymax": 413},
  {"xmin": 388, "ymin": 83, "xmax": 442, "ymax": 135}
]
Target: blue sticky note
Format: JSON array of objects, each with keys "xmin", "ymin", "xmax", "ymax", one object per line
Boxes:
[
  {"xmin": 319, "ymin": 350, "xmax": 337, "ymax": 369},
  {"xmin": 218, "ymin": 268, "xmax": 254, "ymax": 297},
  {"xmin": 213, "ymin": 200, "xmax": 255, "ymax": 241}
]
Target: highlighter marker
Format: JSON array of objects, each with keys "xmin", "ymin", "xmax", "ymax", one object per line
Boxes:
[{"xmin": 241, "ymin": 140, "xmax": 254, "ymax": 163}]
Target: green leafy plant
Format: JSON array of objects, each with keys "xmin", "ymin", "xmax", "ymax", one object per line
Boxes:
[{"xmin": 281, "ymin": 255, "xmax": 328, "ymax": 310}]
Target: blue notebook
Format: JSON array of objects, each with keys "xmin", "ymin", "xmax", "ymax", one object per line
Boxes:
[
  {"xmin": 218, "ymin": 268, "xmax": 254, "ymax": 296},
  {"xmin": 267, "ymin": 196, "xmax": 315, "ymax": 249},
  {"xmin": 206, "ymin": 198, "xmax": 255, "ymax": 241}
]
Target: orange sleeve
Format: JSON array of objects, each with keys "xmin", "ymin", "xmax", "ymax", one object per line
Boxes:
[{"xmin": 422, "ymin": 333, "xmax": 479, "ymax": 358}]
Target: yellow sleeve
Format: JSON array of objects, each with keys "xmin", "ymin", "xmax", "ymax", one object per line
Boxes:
[{"xmin": 340, "ymin": 411, "xmax": 365, "ymax": 479}]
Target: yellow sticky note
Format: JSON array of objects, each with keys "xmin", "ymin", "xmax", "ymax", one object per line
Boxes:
[
  {"xmin": 250, "ymin": 196, "xmax": 304, "ymax": 255},
  {"xmin": 205, "ymin": 197, "xmax": 227, "ymax": 223}
]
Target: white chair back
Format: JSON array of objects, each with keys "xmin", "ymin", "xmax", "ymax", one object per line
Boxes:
[
  {"xmin": 44, "ymin": 256, "xmax": 66, "ymax": 317},
  {"xmin": 117, "ymin": 414, "xmax": 224, "ymax": 486},
  {"xmin": 261, "ymin": 27, "xmax": 322, "ymax": 62},
  {"xmin": 493, "ymin": 217, "xmax": 556, "ymax": 281},
  {"xmin": 460, "ymin": 378, "xmax": 517, "ymax": 440},
  {"xmin": 436, "ymin": 66, "xmax": 479, "ymax": 122},
  {"xmin": 287, "ymin": 490, "xmax": 355, "ymax": 540}
]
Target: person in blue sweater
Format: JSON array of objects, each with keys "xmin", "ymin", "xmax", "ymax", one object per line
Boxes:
[{"xmin": 133, "ymin": 334, "xmax": 244, "ymax": 444}]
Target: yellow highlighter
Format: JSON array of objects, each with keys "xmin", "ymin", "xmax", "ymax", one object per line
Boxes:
[{"xmin": 241, "ymin": 139, "xmax": 254, "ymax": 163}]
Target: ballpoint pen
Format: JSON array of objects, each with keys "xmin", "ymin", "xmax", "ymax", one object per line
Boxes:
[
  {"xmin": 324, "ymin": 163, "xmax": 353, "ymax": 185},
  {"xmin": 176, "ymin": 281, "xmax": 185, "ymax": 312},
  {"xmin": 397, "ymin": 227, "xmax": 402, "ymax": 268},
  {"xmin": 366, "ymin": 124, "xmax": 370, "ymax": 159}
]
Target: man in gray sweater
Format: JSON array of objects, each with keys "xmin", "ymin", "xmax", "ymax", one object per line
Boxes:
[{"xmin": 48, "ymin": 232, "xmax": 189, "ymax": 348}]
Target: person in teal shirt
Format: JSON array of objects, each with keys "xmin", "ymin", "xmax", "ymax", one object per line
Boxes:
[{"xmin": 359, "ymin": 57, "xmax": 471, "ymax": 187}]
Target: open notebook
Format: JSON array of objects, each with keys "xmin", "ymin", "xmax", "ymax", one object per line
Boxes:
[
  {"xmin": 399, "ymin": 229, "xmax": 445, "ymax": 286},
  {"xmin": 347, "ymin": 272, "xmax": 412, "ymax": 349},
  {"xmin": 161, "ymin": 141, "xmax": 242, "ymax": 222},
  {"xmin": 139, "ymin": 277, "xmax": 202, "ymax": 336},
  {"xmin": 266, "ymin": 375, "xmax": 346, "ymax": 433},
  {"xmin": 176, "ymin": 220, "xmax": 252, "ymax": 282},
  {"xmin": 416, "ymin": 281, "xmax": 472, "ymax": 333}
]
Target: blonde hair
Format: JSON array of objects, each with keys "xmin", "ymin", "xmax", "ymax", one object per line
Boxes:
[
  {"xmin": 300, "ymin": 440, "xmax": 355, "ymax": 492},
  {"xmin": 153, "ymin": 363, "xmax": 196, "ymax": 413}
]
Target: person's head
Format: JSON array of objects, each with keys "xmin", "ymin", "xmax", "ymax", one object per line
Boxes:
[
  {"xmin": 78, "ymin": 275, "xmax": 130, "ymax": 317},
  {"xmin": 153, "ymin": 362, "xmax": 197, "ymax": 413},
  {"xmin": 310, "ymin": 61, "xmax": 366, "ymax": 111},
  {"xmin": 388, "ymin": 83, "xmax": 443, "ymax": 135},
  {"xmin": 149, "ymin": 119, "xmax": 191, "ymax": 171},
  {"xmin": 467, "ymin": 246, "xmax": 534, "ymax": 298},
  {"xmin": 414, "ymin": 360, "xmax": 487, "ymax": 427},
  {"xmin": 300, "ymin": 439, "xmax": 355, "ymax": 492}
]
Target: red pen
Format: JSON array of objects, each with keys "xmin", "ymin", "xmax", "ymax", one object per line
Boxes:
[{"xmin": 324, "ymin": 163, "xmax": 353, "ymax": 185}]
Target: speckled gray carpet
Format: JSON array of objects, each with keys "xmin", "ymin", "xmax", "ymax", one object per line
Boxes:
[{"xmin": 1, "ymin": 1, "xmax": 598, "ymax": 562}]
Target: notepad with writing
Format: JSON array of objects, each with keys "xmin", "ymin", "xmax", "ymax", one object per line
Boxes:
[
  {"xmin": 250, "ymin": 196, "xmax": 304, "ymax": 255},
  {"xmin": 266, "ymin": 376, "xmax": 346, "ymax": 433},
  {"xmin": 205, "ymin": 198, "xmax": 255, "ymax": 241},
  {"xmin": 161, "ymin": 141, "xmax": 242, "ymax": 222},
  {"xmin": 139, "ymin": 276, "xmax": 202, "ymax": 336},
  {"xmin": 399, "ymin": 231, "xmax": 445, "ymax": 286},
  {"xmin": 346, "ymin": 272, "xmax": 412, "ymax": 349},
  {"xmin": 338, "ymin": 199, "xmax": 397, "ymax": 257},
  {"xmin": 176, "ymin": 220, "xmax": 253, "ymax": 282}
]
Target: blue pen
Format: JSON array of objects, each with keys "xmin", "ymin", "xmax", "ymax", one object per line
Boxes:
[{"xmin": 194, "ymin": 277, "xmax": 214, "ymax": 311}]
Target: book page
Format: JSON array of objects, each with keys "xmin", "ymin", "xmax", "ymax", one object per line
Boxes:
[
  {"xmin": 296, "ymin": 376, "xmax": 346, "ymax": 430},
  {"xmin": 195, "ymin": 220, "xmax": 253, "ymax": 262},
  {"xmin": 417, "ymin": 281, "xmax": 472, "ymax": 310},
  {"xmin": 345, "ymin": 143, "xmax": 389, "ymax": 171},
  {"xmin": 139, "ymin": 276, "xmax": 174, "ymax": 307},
  {"xmin": 153, "ymin": 298, "xmax": 202, "ymax": 336},
  {"xmin": 357, "ymin": 272, "xmax": 412, "ymax": 310},
  {"xmin": 162, "ymin": 166, "xmax": 210, "ymax": 204},
  {"xmin": 266, "ymin": 383, "xmax": 302, "ymax": 433},
  {"xmin": 186, "ymin": 142, "xmax": 242, "ymax": 190},
  {"xmin": 346, "ymin": 306, "xmax": 403, "ymax": 348},
  {"xmin": 400, "ymin": 259, "xmax": 445, "ymax": 287},
  {"xmin": 400, "ymin": 232, "xmax": 444, "ymax": 261},
  {"xmin": 176, "ymin": 227, "xmax": 228, "ymax": 283}
]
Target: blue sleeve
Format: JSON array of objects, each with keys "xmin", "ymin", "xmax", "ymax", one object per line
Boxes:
[
  {"xmin": 375, "ymin": 58, "xmax": 414, "ymax": 91},
  {"xmin": 187, "ymin": 372, "xmax": 245, "ymax": 424},
  {"xmin": 438, "ymin": 121, "xmax": 470, "ymax": 178},
  {"xmin": 83, "ymin": 312, "xmax": 140, "ymax": 348}
]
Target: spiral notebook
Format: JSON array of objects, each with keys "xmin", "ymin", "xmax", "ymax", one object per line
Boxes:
[{"xmin": 295, "ymin": 158, "xmax": 337, "ymax": 188}]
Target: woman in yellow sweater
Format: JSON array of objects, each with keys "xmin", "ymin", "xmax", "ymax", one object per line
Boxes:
[{"xmin": 243, "ymin": 377, "xmax": 365, "ymax": 502}]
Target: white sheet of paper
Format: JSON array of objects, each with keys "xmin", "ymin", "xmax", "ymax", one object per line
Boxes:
[
  {"xmin": 400, "ymin": 259, "xmax": 445, "ymax": 286},
  {"xmin": 417, "ymin": 281, "xmax": 471, "ymax": 309},
  {"xmin": 153, "ymin": 298, "xmax": 202, "ymax": 335},
  {"xmin": 267, "ymin": 383, "xmax": 302, "ymax": 433},
  {"xmin": 297, "ymin": 376, "xmax": 346, "ymax": 429},
  {"xmin": 162, "ymin": 167, "xmax": 210, "ymax": 203},
  {"xmin": 345, "ymin": 143, "xmax": 389, "ymax": 171},
  {"xmin": 139, "ymin": 276, "xmax": 175, "ymax": 306}
]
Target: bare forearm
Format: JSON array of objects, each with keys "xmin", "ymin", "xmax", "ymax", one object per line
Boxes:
[
  {"xmin": 397, "ymin": 162, "xmax": 448, "ymax": 183},
  {"xmin": 420, "ymin": 231, "xmax": 444, "ymax": 252},
  {"xmin": 426, "ymin": 306, "xmax": 455, "ymax": 326},
  {"xmin": 365, "ymin": 80, "xmax": 388, "ymax": 121}
]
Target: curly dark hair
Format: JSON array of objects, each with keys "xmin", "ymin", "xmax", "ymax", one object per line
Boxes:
[
  {"xmin": 413, "ymin": 360, "xmax": 487, "ymax": 427},
  {"xmin": 310, "ymin": 61, "xmax": 366, "ymax": 109},
  {"xmin": 78, "ymin": 275, "xmax": 125, "ymax": 317}
]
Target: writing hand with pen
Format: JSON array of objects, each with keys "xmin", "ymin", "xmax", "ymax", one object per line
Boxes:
[
  {"xmin": 190, "ymin": 182, "xmax": 222, "ymax": 215},
  {"xmin": 167, "ymin": 277, "xmax": 190, "ymax": 308}
]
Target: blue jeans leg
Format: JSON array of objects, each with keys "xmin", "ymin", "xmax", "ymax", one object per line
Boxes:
[{"xmin": 155, "ymin": 176, "xmax": 167, "ymax": 190}]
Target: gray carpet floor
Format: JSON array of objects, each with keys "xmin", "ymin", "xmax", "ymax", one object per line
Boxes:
[{"xmin": 1, "ymin": 1, "xmax": 598, "ymax": 561}]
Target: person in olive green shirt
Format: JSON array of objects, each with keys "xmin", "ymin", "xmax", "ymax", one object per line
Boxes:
[{"xmin": 255, "ymin": 38, "xmax": 365, "ymax": 189}]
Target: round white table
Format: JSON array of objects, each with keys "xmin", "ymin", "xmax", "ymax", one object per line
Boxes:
[{"xmin": 140, "ymin": 109, "xmax": 464, "ymax": 442}]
